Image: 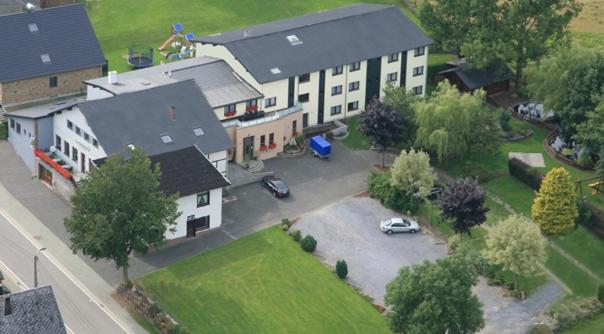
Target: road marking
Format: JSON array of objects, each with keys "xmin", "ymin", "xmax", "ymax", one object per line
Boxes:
[
  {"xmin": 0, "ymin": 208, "xmax": 132, "ymax": 334},
  {"xmin": 222, "ymin": 229, "xmax": 238, "ymax": 240},
  {"xmin": 0, "ymin": 259, "xmax": 75, "ymax": 334}
]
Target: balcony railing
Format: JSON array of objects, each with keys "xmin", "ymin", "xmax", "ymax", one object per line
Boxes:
[
  {"xmin": 222, "ymin": 103, "xmax": 303, "ymax": 129},
  {"xmin": 34, "ymin": 149, "xmax": 73, "ymax": 180}
]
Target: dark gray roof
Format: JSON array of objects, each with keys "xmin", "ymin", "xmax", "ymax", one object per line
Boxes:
[
  {"xmin": 197, "ymin": 4, "xmax": 432, "ymax": 83},
  {"xmin": 439, "ymin": 59, "xmax": 513, "ymax": 90},
  {"xmin": 150, "ymin": 146, "xmax": 230, "ymax": 196},
  {"xmin": 0, "ymin": 4, "xmax": 105, "ymax": 83},
  {"xmin": 0, "ymin": 285, "xmax": 67, "ymax": 334},
  {"xmin": 78, "ymin": 80, "xmax": 232, "ymax": 157}
]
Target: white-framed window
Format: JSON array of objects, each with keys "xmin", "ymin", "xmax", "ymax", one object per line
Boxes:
[
  {"xmin": 224, "ymin": 104, "xmax": 237, "ymax": 116},
  {"xmin": 412, "ymin": 85, "xmax": 423, "ymax": 95},
  {"xmin": 55, "ymin": 135, "xmax": 62, "ymax": 151},
  {"xmin": 92, "ymin": 138, "xmax": 99, "ymax": 148},
  {"xmin": 265, "ymin": 97, "xmax": 277, "ymax": 108},
  {"xmin": 388, "ymin": 53, "xmax": 399, "ymax": 63},
  {"xmin": 349, "ymin": 62, "xmax": 361, "ymax": 72},
  {"xmin": 330, "ymin": 105, "xmax": 342, "ymax": 116},
  {"xmin": 298, "ymin": 93, "xmax": 309, "ymax": 103},
  {"xmin": 197, "ymin": 191, "xmax": 210, "ymax": 207},
  {"xmin": 413, "ymin": 66, "xmax": 424, "ymax": 77},
  {"xmin": 414, "ymin": 46, "xmax": 425, "ymax": 57},
  {"xmin": 387, "ymin": 72, "xmax": 398, "ymax": 82},
  {"xmin": 49, "ymin": 76, "xmax": 58, "ymax": 88},
  {"xmin": 348, "ymin": 81, "xmax": 360, "ymax": 92},
  {"xmin": 67, "ymin": 120, "xmax": 73, "ymax": 130},
  {"xmin": 332, "ymin": 65, "xmax": 343, "ymax": 76},
  {"xmin": 84, "ymin": 132, "xmax": 90, "ymax": 142},
  {"xmin": 347, "ymin": 101, "xmax": 359, "ymax": 111},
  {"xmin": 75, "ymin": 126, "xmax": 81, "ymax": 136},
  {"xmin": 331, "ymin": 85, "xmax": 342, "ymax": 96}
]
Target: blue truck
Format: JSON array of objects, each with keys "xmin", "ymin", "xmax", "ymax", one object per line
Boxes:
[{"xmin": 309, "ymin": 135, "xmax": 332, "ymax": 159}]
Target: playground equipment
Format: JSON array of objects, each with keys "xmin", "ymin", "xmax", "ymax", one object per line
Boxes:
[
  {"xmin": 158, "ymin": 23, "xmax": 196, "ymax": 60},
  {"xmin": 576, "ymin": 176, "xmax": 604, "ymax": 199},
  {"xmin": 589, "ymin": 180, "xmax": 604, "ymax": 195},
  {"xmin": 127, "ymin": 45, "xmax": 154, "ymax": 69}
]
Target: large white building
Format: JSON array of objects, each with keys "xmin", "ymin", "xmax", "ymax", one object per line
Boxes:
[{"xmin": 195, "ymin": 4, "xmax": 432, "ymax": 129}]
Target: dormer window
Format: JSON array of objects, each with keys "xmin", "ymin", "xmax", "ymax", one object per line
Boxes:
[
  {"xmin": 28, "ymin": 23, "xmax": 38, "ymax": 33},
  {"xmin": 40, "ymin": 54, "xmax": 51, "ymax": 64},
  {"xmin": 160, "ymin": 134, "xmax": 173, "ymax": 144}
]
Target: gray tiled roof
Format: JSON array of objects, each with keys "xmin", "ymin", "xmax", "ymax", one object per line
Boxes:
[
  {"xmin": 439, "ymin": 59, "xmax": 513, "ymax": 90},
  {"xmin": 78, "ymin": 80, "xmax": 232, "ymax": 157},
  {"xmin": 0, "ymin": 285, "xmax": 67, "ymax": 334},
  {"xmin": 0, "ymin": 4, "xmax": 105, "ymax": 83},
  {"xmin": 84, "ymin": 57, "xmax": 262, "ymax": 108},
  {"xmin": 196, "ymin": 4, "xmax": 432, "ymax": 83},
  {"xmin": 150, "ymin": 146, "xmax": 230, "ymax": 196}
]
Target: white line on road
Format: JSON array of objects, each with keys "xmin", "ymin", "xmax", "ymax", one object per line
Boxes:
[
  {"xmin": 0, "ymin": 259, "xmax": 75, "ymax": 334},
  {"xmin": 0, "ymin": 208, "xmax": 132, "ymax": 334}
]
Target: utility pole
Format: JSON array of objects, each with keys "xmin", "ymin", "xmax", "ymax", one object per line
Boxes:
[{"xmin": 33, "ymin": 248, "xmax": 46, "ymax": 288}]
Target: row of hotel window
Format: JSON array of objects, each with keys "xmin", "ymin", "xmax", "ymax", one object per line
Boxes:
[
  {"xmin": 330, "ymin": 101, "xmax": 359, "ymax": 116},
  {"xmin": 223, "ymin": 99, "xmax": 259, "ymax": 117}
]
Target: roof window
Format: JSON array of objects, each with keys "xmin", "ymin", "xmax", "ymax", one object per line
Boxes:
[
  {"xmin": 160, "ymin": 134, "xmax": 173, "ymax": 144},
  {"xmin": 270, "ymin": 67, "xmax": 281, "ymax": 75},
  {"xmin": 286, "ymin": 35, "xmax": 302, "ymax": 45},
  {"xmin": 28, "ymin": 23, "xmax": 38, "ymax": 33},
  {"xmin": 193, "ymin": 127, "xmax": 204, "ymax": 136},
  {"xmin": 40, "ymin": 54, "xmax": 51, "ymax": 64}
]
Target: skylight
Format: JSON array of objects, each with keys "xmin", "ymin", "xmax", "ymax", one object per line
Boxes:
[
  {"xmin": 160, "ymin": 134, "xmax": 173, "ymax": 144},
  {"xmin": 270, "ymin": 67, "xmax": 281, "ymax": 74},
  {"xmin": 193, "ymin": 127, "xmax": 204, "ymax": 136},
  {"xmin": 286, "ymin": 35, "xmax": 302, "ymax": 45},
  {"xmin": 28, "ymin": 23, "xmax": 38, "ymax": 33},
  {"xmin": 40, "ymin": 54, "xmax": 51, "ymax": 64}
]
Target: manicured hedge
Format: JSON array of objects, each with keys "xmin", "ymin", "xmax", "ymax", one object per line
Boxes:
[{"xmin": 508, "ymin": 158, "xmax": 543, "ymax": 191}]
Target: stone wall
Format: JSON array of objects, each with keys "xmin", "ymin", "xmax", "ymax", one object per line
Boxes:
[{"xmin": 0, "ymin": 66, "xmax": 102, "ymax": 106}]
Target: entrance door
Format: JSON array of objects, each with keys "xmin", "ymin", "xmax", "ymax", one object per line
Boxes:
[
  {"xmin": 243, "ymin": 136, "xmax": 254, "ymax": 161},
  {"xmin": 38, "ymin": 164, "xmax": 52, "ymax": 185},
  {"xmin": 186, "ymin": 216, "xmax": 210, "ymax": 238},
  {"xmin": 365, "ymin": 57, "xmax": 382, "ymax": 106}
]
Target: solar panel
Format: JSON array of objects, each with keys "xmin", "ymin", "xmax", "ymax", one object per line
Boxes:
[
  {"xmin": 173, "ymin": 23, "xmax": 183, "ymax": 33},
  {"xmin": 185, "ymin": 33, "xmax": 195, "ymax": 41},
  {"xmin": 40, "ymin": 54, "xmax": 51, "ymax": 64}
]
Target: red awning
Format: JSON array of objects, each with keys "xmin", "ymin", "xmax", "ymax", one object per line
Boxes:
[{"xmin": 34, "ymin": 149, "xmax": 72, "ymax": 180}]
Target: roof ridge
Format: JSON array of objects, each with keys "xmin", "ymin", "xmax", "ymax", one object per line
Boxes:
[
  {"xmin": 0, "ymin": 3, "xmax": 83, "ymax": 18},
  {"xmin": 203, "ymin": 4, "xmax": 394, "ymax": 44}
]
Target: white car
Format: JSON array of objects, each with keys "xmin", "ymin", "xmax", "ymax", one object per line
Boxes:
[{"xmin": 380, "ymin": 217, "xmax": 420, "ymax": 234}]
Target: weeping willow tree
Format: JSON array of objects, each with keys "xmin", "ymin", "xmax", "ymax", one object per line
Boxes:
[{"xmin": 415, "ymin": 81, "xmax": 497, "ymax": 163}]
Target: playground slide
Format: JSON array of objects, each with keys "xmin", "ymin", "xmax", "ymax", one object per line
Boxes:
[{"xmin": 159, "ymin": 35, "xmax": 176, "ymax": 51}]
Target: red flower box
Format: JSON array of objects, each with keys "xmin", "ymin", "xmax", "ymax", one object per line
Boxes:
[
  {"xmin": 259, "ymin": 145, "xmax": 268, "ymax": 151},
  {"xmin": 224, "ymin": 111, "xmax": 237, "ymax": 117},
  {"xmin": 269, "ymin": 143, "xmax": 277, "ymax": 149},
  {"xmin": 245, "ymin": 105, "xmax": 258, "ymax": 112}
]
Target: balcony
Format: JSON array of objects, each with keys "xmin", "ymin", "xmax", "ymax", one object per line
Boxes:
[
  {"xmin": 34, "ymin": 149, "xmax": 73, "ymax": 180},
  {"xmin": 222, "ymin": 103, "xmax": 303, "ymax": 129}
]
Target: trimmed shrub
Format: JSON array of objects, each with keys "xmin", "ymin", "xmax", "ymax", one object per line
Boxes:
[
  {"xmin": 368, "ymin": 171, "xmax": 421, "ymax": 214},
  {"xmin": 598, "ymin": 284, "xmax": 604, "ymax": 304},
  {"xmin": 289, "ymin": 229, "xmax": 301, "ymax": 242},
  {"xmin": 335, "ymin": 260, "xmax": 348, "ymax": 279},
  {"xmin": 529, "ymin": 324, "xmax": 553, "ymax": 334},
  {"xmin": 300, "ymin": 235, "xmax": 317, "ymax": 253},
  {"xmin": 499, "ymin": 112, "xmax": 512, "ymax": 132},
  {"xmin": 281, "ymin": 218, "xmax": 292, "ymax": 231},
  {"xmin": 508, "ymin": 158, "xmax": 543, "ymax": 191}
]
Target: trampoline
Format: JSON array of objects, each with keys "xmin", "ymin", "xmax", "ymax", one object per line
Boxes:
[{"xmin": 127, "ymin": 45, "xmax": 154, "ymax": 69}]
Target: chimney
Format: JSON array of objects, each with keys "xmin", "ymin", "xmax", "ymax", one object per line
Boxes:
[
  {"xmin": 4, "ymin": 297, "xmax": 11, "ymax": 316},
  {"xmin": 108, "ymin": 71, "xmax": 118, "ymax": 85},
  {"xmin": 168, "ymin": 106, "xmax": 176, "ymax": 121}
]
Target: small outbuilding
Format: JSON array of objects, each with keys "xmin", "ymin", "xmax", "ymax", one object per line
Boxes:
[{"xmin": 436, "ymin": 58, "xmax": 512, "ymax": 96}]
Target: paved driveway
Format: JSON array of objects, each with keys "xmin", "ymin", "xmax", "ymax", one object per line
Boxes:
[{"xmin": 295, "ymin": 196, "xmax": 447, "ymax": 304}]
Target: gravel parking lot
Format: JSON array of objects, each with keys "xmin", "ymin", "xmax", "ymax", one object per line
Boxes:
[{"xmin": 295, "ymin": 196, "xmax": 447, "ymax": 304}]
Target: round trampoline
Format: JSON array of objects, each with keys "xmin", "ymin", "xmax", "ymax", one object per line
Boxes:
[{"xmin": 127, "ymin": 46, "xmax": 154, "ymax": 69}]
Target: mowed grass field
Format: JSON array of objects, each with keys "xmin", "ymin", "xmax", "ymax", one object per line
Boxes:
[
  {"xmin": 137, "ymin": 227, "xmax": 391, "ymax": 334},
  {"xmin": 572, "ymin": 0, "xmax": 604, "ymax": 51},
  {"xmin": 86, "ymin": 0, "xmax": 412, "ymax": 72}
]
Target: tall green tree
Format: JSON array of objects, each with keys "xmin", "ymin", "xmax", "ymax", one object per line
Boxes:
[
  {"xmin": 415, "ymin": 81, "xmax": 498, "ymax": 162},
  {"xmin": 385, "ymin": 253, "xmax": 484, "ymax": 334},
  {"xmin": 390, "ymin": 148, "xmax": 436, "ymax": 200},
  {"xmin": 483, "ymin": 215, "xmax": 547, "ymax": 290},
  {"xmin": 527, "ymin": 47, "xmax": 604, "ymax": 138},
  {"xmin": 383, "ymin": 83, "xmax": 418, "ymax": 147},
  {"xmin": 532, "ymin": 168, "xmax": 578, "ymax": 235},
  {"xmin": 65, "ymin": 147, "xmax": 180, "ymax": 285},
  {"xmin": 575, "ymin": 99, "xmax": 604, "ymax": 176}
]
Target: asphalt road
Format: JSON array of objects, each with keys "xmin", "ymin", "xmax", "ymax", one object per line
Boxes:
[{"xmin": 0, "ymin": 214, "xmax": 129, "ymax": 334}]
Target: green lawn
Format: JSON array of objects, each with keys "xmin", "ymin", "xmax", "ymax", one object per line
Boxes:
[
  {"xmin": 560, "ymin": 312, "xmax": 604, "ymax": 334},
  {"xmin": 341, "ymin": 116, "xmax": 372, "ymax": 150},
  {"xmin": 545, "ymin": 246, "xmax": 599, "ymax": 297},
  {"xmin": 552, "ymin": 226, "xmax": 604, "ymax": 280},
  {"xmin": 137, "ymin": 226, "xmax": 391, "ymax": 334},
  {"xmin": 87, "ymin": 0, "xmax": 411, "ymax": 73}
]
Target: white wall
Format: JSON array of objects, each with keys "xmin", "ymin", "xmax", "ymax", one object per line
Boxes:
[
  {"xmin": 260, "ymin": 79, "xmax": 289, "ymax": 113},
  {"xmin": 207, "ymin": 150, "xmax": 228, "ymax": 177},
  {"xmin": 53, "ymin": 107, "xmax": 107, "ymax": 174},
  {"xmin": 405, "ymin": 47, "xmax": 428, "ymax": 97},
  {"xmin": 167, "ymin": 187, "xmax": 223, "ymax": 239}
]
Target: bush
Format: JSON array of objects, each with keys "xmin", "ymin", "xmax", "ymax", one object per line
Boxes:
[
  {"xmin": 300, "ymin": 235, "xmax": 317, "ymax": 253},
  {"xmin": 508, "ymin": 158, "xmax": 543, "ymax": 191},
  {"xmin": 499, "ymin": 112, "xmax": 512, "ymax": 132},
  {"xmin": 295, "ymin": 133, "xmax": 306, "ymax": 147},
  {"xmin": 368, "ymin": 171, "xmax": 421, "ymax": 214},
  {"xmin": 529, "ymin": 324, "xmax": 553, "ymax": 334},
  {"xmin": 598, "ymin": 284, "xmax": 604, "ymax": 304},
  {"xmin": 148, "ymin": 303, "xmax": 162, "ymax": 318},
  {"xmin": 281, "ymin": 218, "xmax": 292, "ymax": 231},
  {"xmin": 335, "ymin": 260, "xmax": 348, "ymax": 279},
  {"xmin": 289, "ymin": 229, "xmax": 301, "ymax": 242},
  {"xmin": 0, "ymin": 122, "xmax": 7, "ymax": 141}
]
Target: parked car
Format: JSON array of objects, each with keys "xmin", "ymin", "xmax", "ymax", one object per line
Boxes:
[
  {"xmin": 380, "ymin": 217, "xmax": 420, "ymax": 234},
  {"xmin": 427, "ymin": 185, "xmax": 444, "ymax": 200},
  {"xmin": 262, "ymin": 176, "xmax": 290, "ymax": 198}
]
